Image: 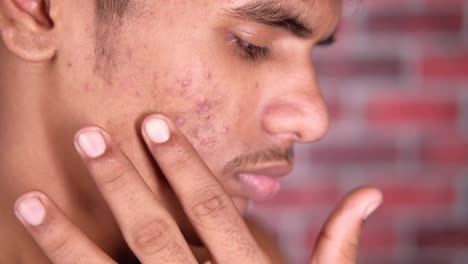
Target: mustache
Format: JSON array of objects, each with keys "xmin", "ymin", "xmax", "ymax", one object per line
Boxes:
[{"xmin": 222, "ymin": 146, "xmax": 294, "ymax": 174}]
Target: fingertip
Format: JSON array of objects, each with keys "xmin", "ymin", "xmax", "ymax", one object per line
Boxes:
[
  {"xmin": 14, "ymin": 190, "xmax": 47, "ymax": 211},
  {"xmin": 142, "ymin": 114, "xmax": 173, "ymax": 144},
  {"xmin": 14, "ymin": 191, "xmax": 48, "ymax": 227},
  {"xmin": 348, "ymin": 186, "xmax": 383, "ymax": 221},
  {"xmin": 362, "ymin": 198, "xmax": 382, "ymax": 220}
]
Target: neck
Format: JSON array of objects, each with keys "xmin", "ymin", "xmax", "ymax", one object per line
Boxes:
[{"xmin": 0, "ymin": 49, "xmax": 129, "ymax": 263}]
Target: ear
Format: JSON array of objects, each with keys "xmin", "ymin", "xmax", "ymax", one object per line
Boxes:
[{"xmin": 0, "ymin": 0, "xmax": 56, "ymax": 62}]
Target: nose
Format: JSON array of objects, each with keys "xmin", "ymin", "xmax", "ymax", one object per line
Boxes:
[{"xmin": 261, "ymin": 64, "xmax": 330, "ymax": 143}]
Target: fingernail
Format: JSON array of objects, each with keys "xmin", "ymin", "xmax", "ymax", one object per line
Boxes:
[
  {"xmin": 77, "ymin": 130, "xmax": 107, "ymax": 158},
  {"xmin": 145, "ymin": 118, "xmax": 170, "ymax": 143},
  {"xmin": 362, "ymin": 199, "xmax": 382, "ymax": 220},
  {"xmin": 16, "ymin": 197, "xmax": 46, "ymax": 226}
]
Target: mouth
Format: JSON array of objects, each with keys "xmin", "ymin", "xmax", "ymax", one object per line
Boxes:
[{"xmin": 232, "ymin": 162, "xmax": 293, "ymax": 202}]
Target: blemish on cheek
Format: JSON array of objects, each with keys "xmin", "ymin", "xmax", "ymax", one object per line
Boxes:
[
  {"xmin": 200, "ymin": 137, "xmax": 217, "ymax": 147},
  {"xmin": 205, "ymin": 72, "xmax": 212, "ymax": 80},
  {"xmin": 178, "ymin": 71, "xmax": 192, "ymax": 96},
  {"xmin": 175, "ymin": 117, "xmax": 186, "ymax": 127},
  {"xmin": 67, "ymin": 62, "xmax": 72, "ymax": 67},
  {"xmin": 183, "ymin": 79, "xmax": 191, "ymax": 87},
  {"xmin": 222, "ymin": 126, "xmax": 230, "ymax": 133},
  {"xmin": 196, "ymin": 99, "xmax": 212, "ymax": 114},
  {"xmin": 192, "ymin": 128, "xmax": 200, "ymax": 139}
]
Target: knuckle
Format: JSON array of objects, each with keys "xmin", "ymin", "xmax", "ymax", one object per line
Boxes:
[
  {"xmin": 189, "ymin": 185, "xmax": 230, "ymax": 223},
  {"xmin": 130, "ymin": 218, "xmax": 172, "ymax": 255},
  {"xmin": 168, "ymin": 147, "xmax": 196, "ymax": 172},
  {"xmin": 44, "ymin": 232, "xmax": 75, "ymax": 259},
  {"xmin": 98, "ymin": 162, "xmax": 133, "ymax": 192}
]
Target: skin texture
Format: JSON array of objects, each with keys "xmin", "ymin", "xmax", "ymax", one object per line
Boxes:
[{"xmin": 0, "ymin": 0, "xmax": 343, "ymax": 262}]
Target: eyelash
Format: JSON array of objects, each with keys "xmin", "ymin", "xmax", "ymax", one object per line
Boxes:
[{"xmin": 228, "ymin": 35, "xmax": 271, "ymax": 62}]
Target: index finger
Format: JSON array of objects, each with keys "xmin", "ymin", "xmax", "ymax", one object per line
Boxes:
[{"xmin": 141, "ymin": 115, "xmax": 270, "ymax": 264}]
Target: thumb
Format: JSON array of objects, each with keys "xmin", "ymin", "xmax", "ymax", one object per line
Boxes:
[{"xmin": 310, "ymin": 186, "xmax": 383, "ymax": 264}]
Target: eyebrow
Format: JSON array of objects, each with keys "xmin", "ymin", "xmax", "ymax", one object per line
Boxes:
[{"xmin": 226, "ymin": 1, "xmax": 314, "ymax": 39}]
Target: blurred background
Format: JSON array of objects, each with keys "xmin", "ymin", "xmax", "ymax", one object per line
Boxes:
[{"xmin": 250, "ymin": 0, "xmax": 468, "ymax": 263}]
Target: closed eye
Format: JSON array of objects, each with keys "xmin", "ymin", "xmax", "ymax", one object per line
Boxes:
[{"xmin": 228, "ymin": 35, "xmax": 272, "ymax": 62}]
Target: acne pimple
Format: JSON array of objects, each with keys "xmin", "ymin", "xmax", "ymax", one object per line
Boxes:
[
  {"xmin": 175, "ymin": 117, "xmax": 185, "ymax": 127},
  {"xmin": 200, "ymin": 137, "xmax": 217, "ymax": 147},
  {"xmin": 192, "ymin": 128, "xmax": 200, "ymax": 139},
  {"xmin": 196, "ymin": 99, "xmax": 212, "ymax": 114},
  {"xmin": 178, "ymin": 72, "xmax": 192, "ymax": 96},
  {"xmin": 179, "ymin": 71, "xmax": 192, "ymax": 87}
]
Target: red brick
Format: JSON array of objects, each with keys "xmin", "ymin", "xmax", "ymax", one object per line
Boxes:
[
  {"xmin": 423, "ymin": 54, "xmax": 468, "ymax": 78},
  {"xmin": 314, "ymin": 57, "xmax": 401, "ymax": 79},
  {"xmin": 422, "ymin": 142, "xmax": 468, "ymax": 165},
  {"xmin": 306, "ymin": 222, "xmax": 396, "ymax": 253},
  {"xmin": 368, "ymin": 97, "xmax": 459, "ymax": 124},
  {"xmin": 368, "ymin": 11, "xmax": 463, "ymax": 33},
  {"xmin": 380, "ymin": 185, "xmax": 455, "ymax": 208},
  {"xmin": 304, "ymin": 143, "xmax": 398, "ymax": 164},
  {"xmin": 424, "ymin": 0, "xmax": 466, "ymax": 8},
  {"xmin": 416, "ymin": 227, "xmax": 468, "ymax": 248},
  {"xmin": 360, "ymin": 230, "xmax": 397, "ymax": 252},
  {"xmin": 325, "ymin": 100, "xmax": 341, "ymax": 121}
]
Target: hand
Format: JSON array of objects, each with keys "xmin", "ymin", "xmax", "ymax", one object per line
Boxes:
[{"xmin": 13, "ymin": 114, "xmax": 383, "ymax": 264}]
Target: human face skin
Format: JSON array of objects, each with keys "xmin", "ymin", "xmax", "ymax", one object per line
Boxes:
[{"xmin": 30, "ymin": 0, "xmax": 339, "ymax": 249}]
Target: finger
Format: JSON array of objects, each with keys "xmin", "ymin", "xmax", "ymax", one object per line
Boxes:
[
  {"xmin": 310, "ymin": 186, "xmax": 383, "ymax": 264},
  {"xmin": 141, "ymin": 115, "xmax": 270, "ymax": 264},
  {"xmin": 14, "ymin": 191, "xmax": 115, "ymax": 264},
  {"xmin": 74, "ymin": 127, "xmax": 197, "ymax": 264}
]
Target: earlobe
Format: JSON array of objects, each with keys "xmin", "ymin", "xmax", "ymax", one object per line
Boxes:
[{"xmin": 0, "ymin": 0, "xmax": 56, "ymax": 62}]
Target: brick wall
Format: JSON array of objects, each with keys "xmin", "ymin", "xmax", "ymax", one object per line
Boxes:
[{"xmin": 250, "ymin": 0, "xmax": 468, "ymax": 263}]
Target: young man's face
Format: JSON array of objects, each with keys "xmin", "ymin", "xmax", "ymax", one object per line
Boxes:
[{"xmin": 54, "ymin": 0, "xmax": 340, "ymax": 215}]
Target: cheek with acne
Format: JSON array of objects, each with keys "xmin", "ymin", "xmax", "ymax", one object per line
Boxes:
[{"xmin": 168, "ymin": 68, "xmax": 232, "ymax": 149}]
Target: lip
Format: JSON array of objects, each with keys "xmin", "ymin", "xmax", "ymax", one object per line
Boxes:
[{"xmin": 232, "ymin": 162, "xmax": 293, "ymax": 201}]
